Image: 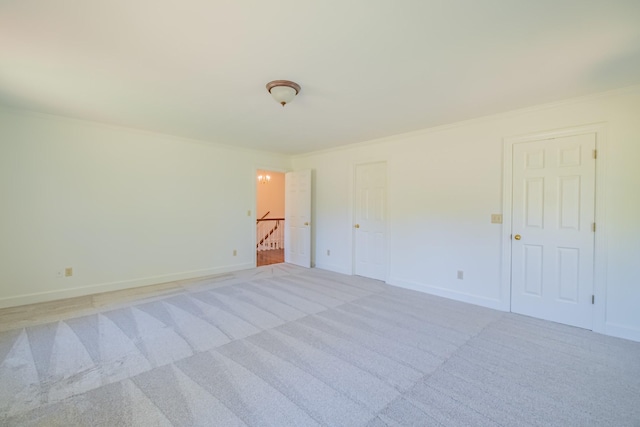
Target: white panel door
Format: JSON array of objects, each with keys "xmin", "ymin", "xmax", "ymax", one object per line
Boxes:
[
  {"xmin": 511, "ymin": 133, "xmax": 596, "ymax": 329},
  {"xmin": 354, "ymin": 162, "xmax": 387, "ymax": 281},
  {"xmin": 285, "ymin": 170, "xmax": 311, "ymax": 268}
]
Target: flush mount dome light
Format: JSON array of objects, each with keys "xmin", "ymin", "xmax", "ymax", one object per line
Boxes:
[{"xmin": 266, "ymin": 80, "xmax": 301, "ymax": 107}]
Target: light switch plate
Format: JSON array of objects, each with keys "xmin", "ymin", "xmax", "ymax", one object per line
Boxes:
[{"xmin": 491, "ymin": 214, "xmax": 503, "ymax": 224}]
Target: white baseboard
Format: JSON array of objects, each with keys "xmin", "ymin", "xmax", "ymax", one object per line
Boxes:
[
  {"xmin": 387, "ymin": 277, "xmax": 504, "ymax": 311},
  {"xmin": 604, "ymin": 322, "xmax": 640, "ymax": 343},
  {"xmin": 313, "ymin": 263, "xmax": 352, "ymax": 276},
  {"xmin": 388, "ymin": 278, "xmax": 640, "ymax": 343},
  {"xmin": 0, "ymin": 262, "xmax": 255, "ymax": 309}
]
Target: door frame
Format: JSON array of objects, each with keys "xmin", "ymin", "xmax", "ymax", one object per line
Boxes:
[
  {"xmin": 501, "ymin": 123, "xmax": 608, "ymax": 333},
  {"xmin": 350, "ymin": 160, "xmax": 390, "ymax": 281},
  {"xmin": 254, "ymin": 165, "xmax": 288, "ymax": 267}
]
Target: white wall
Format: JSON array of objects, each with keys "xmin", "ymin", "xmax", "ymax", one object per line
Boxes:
[
  {"xmin": 2, "ymin": 87, "xmax": 639, "ymax": 342},
  {"xmin": 293, "ymin": 86, "xmax": 640, "ymax": 342},
  {"xmin": 0, "ymin": 108, "xmax": 290, "ymax": 307}
]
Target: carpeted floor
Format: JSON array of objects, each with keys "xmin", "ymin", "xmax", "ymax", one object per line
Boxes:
[{"xmin": 1, "ymin": 264, "xmax": 639, "ymax": 426}]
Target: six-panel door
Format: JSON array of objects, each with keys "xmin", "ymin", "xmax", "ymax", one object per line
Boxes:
[{"xmin": 511, "ymin": 134, "xmax": 596, "ymax": 329}]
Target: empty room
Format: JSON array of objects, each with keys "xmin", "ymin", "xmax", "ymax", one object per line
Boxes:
[{"xmin": 1, "ymin": 1, "xmax": 640, "ymax": 426}]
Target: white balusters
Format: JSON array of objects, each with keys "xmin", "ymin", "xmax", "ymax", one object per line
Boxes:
[{"xmin": 256, "ymin": 219, "xmax": 284, "ymax": 251}]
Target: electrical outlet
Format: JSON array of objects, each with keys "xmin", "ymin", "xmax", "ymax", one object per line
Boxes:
[
  {"xmin": 491, "ymin": 214, "xmax": 503, "ymax": 224},
  {"xmin": 65, "ymin": 267, "xmax": 73, "ymax": 277},
  {"xmin": 457, "ymin": 270, "xmax": 464, "ymax": 280},
  {"xmin": 247, "ymin": 210, "xmax": 251, "ymax": 216},
  {"xmin": 233, "ymin": 249, "xmax": 237, "ymax": 256},
  {"xmin": 327, "ymin": 249, "xmax": 330, "ymax": 256}
]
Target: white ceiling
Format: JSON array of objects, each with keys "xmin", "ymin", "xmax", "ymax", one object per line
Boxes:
[{"xmin": 1, "ymin": 1, "xmax": 640, "ymax": 154}]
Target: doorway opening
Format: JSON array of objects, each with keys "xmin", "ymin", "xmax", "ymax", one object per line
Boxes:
[{"xmin": 256, "ymin": 169, "xmax": 285, "ymax": 266}]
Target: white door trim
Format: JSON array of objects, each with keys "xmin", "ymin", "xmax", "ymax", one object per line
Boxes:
[{"xmin": 501, "ymin": 123, "xmax": 608, "ymax": 333}]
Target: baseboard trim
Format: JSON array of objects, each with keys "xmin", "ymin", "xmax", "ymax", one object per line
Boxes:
[
  {"xmin": 313, "ymin": 263, "xmax": 352, "ymax": 276},
  {"xmin": 387, "ymin": 277, "xmax": 504, "ymax": 311},
  {"xmin": 0, "ymin": 263, "xmax": 255, "ymax": 309},
  {"xmin": 604, "ymin": 322, "xmax": 640, "ymax": 343}
]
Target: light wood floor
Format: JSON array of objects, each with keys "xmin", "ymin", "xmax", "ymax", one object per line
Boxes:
[{"xmin": 257, "ymin": 249, "xmax": 284, "ymax": 267}]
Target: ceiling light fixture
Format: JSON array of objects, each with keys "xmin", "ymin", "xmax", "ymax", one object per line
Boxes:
[{"xmin": 266, "ymin": 80, "xmax": 301, "ymax": 107}]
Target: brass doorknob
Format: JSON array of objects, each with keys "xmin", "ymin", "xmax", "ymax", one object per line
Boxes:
[
  {"xmin": 514, "ymin": 234, "xmax": 521, "ymax": 240},
  {"xmin": 304, "ymin": 222, "xmax": 309, "ymax": 226},
  {"xmin": 354, "ymin": 224, "xmax": 360, "ymax": 229}
]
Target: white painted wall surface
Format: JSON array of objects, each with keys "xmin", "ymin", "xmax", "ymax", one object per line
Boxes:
[
  {"xmin": 293, "ymin": 86, "xmax": 640, "ymax": 342},
  {"xmin": 0, "ymin": 108, "xmax": 290, "ymax": 307},
  {"xmin": 1, "ymin": 87, "xmax": 638, "ymax": 342}
]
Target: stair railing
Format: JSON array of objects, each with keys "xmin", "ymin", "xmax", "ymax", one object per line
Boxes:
[{"xmin": 256, "ymin": 217, "xmax": 285, "ymax": 251}]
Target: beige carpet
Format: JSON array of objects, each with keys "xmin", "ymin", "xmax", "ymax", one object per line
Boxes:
[{"xmin": 1, "ymin": 264, "xmax": 639, "ymax": 426}]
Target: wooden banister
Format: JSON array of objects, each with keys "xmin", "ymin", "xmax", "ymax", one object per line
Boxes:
[{"xmin": 259, "ymin": 211, "xmax": 271, "ymax": 221}]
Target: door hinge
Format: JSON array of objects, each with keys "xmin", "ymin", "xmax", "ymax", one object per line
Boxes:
[
  {"xmin": 592, "ymin": 222, "xmax": 596, "ymax": 232},
  {"xmin": 592, "ymin": 295, "xmax": 595, "ymax": 304},
  {"xmin": 593, "ymin": 149, "xmax": 597, "ymax": 159}
]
